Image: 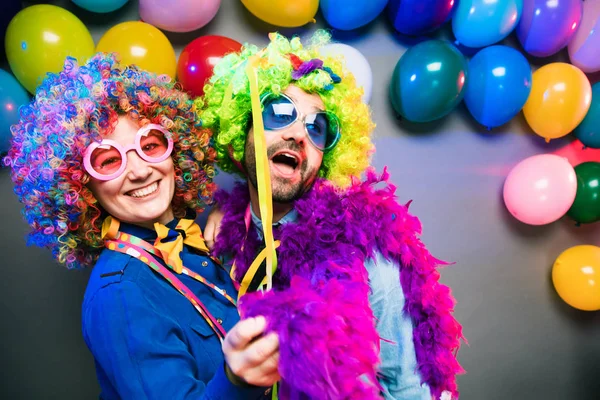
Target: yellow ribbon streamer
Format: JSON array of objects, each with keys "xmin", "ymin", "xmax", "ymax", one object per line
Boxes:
[
  {"xmin": 154, "ymin": 219, "xmax": 209, "ymax": 274},
  {"xmin": 237, "ymin": 240, "xmax": 281, "ymax": 301},
  {"xmin": 101, "ymin": 216, "xmax": 120, "ymax": 240},
  {"xmin": 245, "ymin": 56, "xmax": 278, "ymax": 291}
]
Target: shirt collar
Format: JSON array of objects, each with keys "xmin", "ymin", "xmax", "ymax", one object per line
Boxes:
[
  {"xmin": 118, "ymin": 219, "xmax": 179, "ymax": 242},
  {"xmin": 250, "ymin": 207, "xmax": 298, "ymax": 240}
]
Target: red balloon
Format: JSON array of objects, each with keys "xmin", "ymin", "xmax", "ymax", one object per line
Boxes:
[{"xmin": 177, "ymin": 35, "xmax": 242, "ymax": 98}]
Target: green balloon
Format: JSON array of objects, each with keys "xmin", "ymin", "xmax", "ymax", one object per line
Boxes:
[
  {"xmin": 390, "ymin": 39, "xmax": 468, "ymax": 123},
  {"xmin": 567, "ymin": 162, "xmax": 600, "ymax": 224}
]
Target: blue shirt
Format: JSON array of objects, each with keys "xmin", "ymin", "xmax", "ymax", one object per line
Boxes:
[
  {"xmin": 252, "ymin": 209, "xmax": 431, "ymax": 400},
  {"xmin": 82, "ymin": 220, "xmax": 270, "ymax": 400}
]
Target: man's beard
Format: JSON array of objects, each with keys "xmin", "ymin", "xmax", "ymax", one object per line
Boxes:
[{"xmin": 244, "ymin": 139, "xmax": 317, "ymax": 203}]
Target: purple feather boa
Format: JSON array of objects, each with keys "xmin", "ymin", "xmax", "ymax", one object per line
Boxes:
[{"xmin": 213, "ymin": 168, "xmax": 464, "ymax": 399}]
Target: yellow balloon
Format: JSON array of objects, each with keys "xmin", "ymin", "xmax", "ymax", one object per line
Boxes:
[
  {"xmin": 241, "ymin": 0, "xmax": 318, "ymax": 27},
  {"xmin": 96, "ymin": 21, "xmax": 177, "ymax": 78},
  {"xmin": 523, "ymin": 63, "xmax": 591, "ymax": 141},
  {"xmin": 5, "ymin": 5, "xmax": 95, "ymax": 94},
  {"xmin": 552, "ymin": 245, "xmax": 600, "ymax": 311}
]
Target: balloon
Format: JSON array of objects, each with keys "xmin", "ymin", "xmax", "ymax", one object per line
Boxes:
[
  {"xmin": 452, "ymin": 0, "xmax": 522, "ymax": 48},
  {"xmin": 5, "ymin": 5, "xmax": 95, "ymax": 94},
  {"xmin": 72, "ymin": 0, "xmax": 129, "ymax": 13},
  {"xmin": 96, "ymin": 21, "xmax": 176, "ymax": 78},
  {"xmin": 568, "ymin": 0, "xmax": 600, "ymax": 73},
  {"xmin": 390, "ymin": 40, "xmax": 467, "ymax": 122},
  {"xmin": 566, "ymin": 162, "xmax": 600, "ymax": 224},
  {"xmin": 1, "ymin": 0, "xmax": 21, "ymax": 57},
  {"xmin": 241, "ymin": 0, "xmax": 318, "ymax": 27},
  {"xmin": 464, "ymin": 46, "xmax": 531, "ymax": 128},
  {"xmin": 522, "ymin": 63, "xmax": 591, "ymax": 141},
  {"xmin": 503, "ymin": 154, "xmax": 577, "ymax": 225},
  {"xmin": 320, "ymin": 0, "xmax": 388, "ymax": 30},
  {"xmin": 177, "ymin": 35, "xmax": 242, "ymax": 98},
  {"xmin": 574, "ymin": 83, "xmax": 600, "ymax": 149},
  {"xmin": 552, "ymin": 245, "xmax": 600, "ymax": 311},
  {"xmin": 140, "ymin": 0, "xmax": 221, "ymax": 32},
  {"xmin": 319, "ymin": 43, "xmax": 373, "ymax": 103},
  {"xmin": 517, "ymin": 0, "xmax": 582, "ymax": 57},
  {"xmin": 387, "ymin": 0, "xmax": 456, "ymax": 36},
  {"xmin": 0, "ymin": 69, "xmax": 29, "ymax": 153}
]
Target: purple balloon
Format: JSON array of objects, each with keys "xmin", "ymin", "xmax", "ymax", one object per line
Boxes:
[
  {"xmin": 568, "ymin": 0, "xmax": 600, "ymax": 73},
  {"xmin": 517, "ymin": 0, "xmax": 582, "ymax": 58},
  {"xmin": 387, "ymin": 0, "xmax": 456, "ymax": 36}
]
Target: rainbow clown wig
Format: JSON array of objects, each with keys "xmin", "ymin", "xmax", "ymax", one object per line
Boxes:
[
  {"xmin": 197, "ymin": 30, "xmax": 375, "ymax": 188},
  {"xmin": 4, "ymin": 53, "xmax": 216, "ymax": 270}
]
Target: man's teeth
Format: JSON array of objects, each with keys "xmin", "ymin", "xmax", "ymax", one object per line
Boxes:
[
  {"xmin": 129, "ymin": 182, "xmax": 158, "ymax": 198},
  {"xmin": 273, "ymin": 153, "xmax": 298, "ymax": 167}
]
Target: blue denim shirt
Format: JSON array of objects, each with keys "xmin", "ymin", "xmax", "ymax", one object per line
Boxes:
[
  {"xmin": 252, "ymin": 209, "xmax": 431, "ymax": 400},
  {"xmin": 82, "ymin": 221, "xmax": 270, "ymax": 400}
]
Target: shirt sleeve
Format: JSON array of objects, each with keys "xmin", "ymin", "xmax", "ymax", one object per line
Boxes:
[
  {"xmin": 366, "ymin": 251, "xmax": 432, "ymax": 400},
  {"xmin": 82, "ymin": 280, "xmax": 266, "ymax": 400}
]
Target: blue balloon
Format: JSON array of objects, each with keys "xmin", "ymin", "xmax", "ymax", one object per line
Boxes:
[
  {"xmin": 387, "ymin": 0, "xmax": 456, "ymax": 36},
  {"xmin": 464, "ymin": 46, "xmax": 532, "ymax": 129},
  {"xmin": 574, "ymin": 83, "xmax": 600, "ymax": 149},
  {"xmin": 452, "ymin": 0, "xmax": 523, "ymax": 48},
  {"xmin": 72, "ymin": 0, "xmax": 129, "ymax": 13},
  {"xmin": 0, "ymin": 69, "xmax": 29, "ymax": 153},
  {"xmin": 321, "ymin": 0, "xmax": 389, "ymax": 30}
]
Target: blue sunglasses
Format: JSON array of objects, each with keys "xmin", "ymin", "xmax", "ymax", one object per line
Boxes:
[{"xmin": 260, "ymin": 92, "xmax": 341, "ymax": 152}]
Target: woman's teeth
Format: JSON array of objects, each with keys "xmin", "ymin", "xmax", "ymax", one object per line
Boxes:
[{"xmin": 129, "ymin": 182, "xmax": 158, "ymax": 198}]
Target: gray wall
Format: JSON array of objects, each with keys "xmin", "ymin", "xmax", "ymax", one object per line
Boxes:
[{"xmin": 2, "ymin": 0, "xmax": 599, "ymax": 399}]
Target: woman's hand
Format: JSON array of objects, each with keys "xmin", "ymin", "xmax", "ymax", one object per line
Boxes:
[
  {"xmin": 204, "ymin": 205, "xmax": 224, "ymax": 251},
  {"xmin": 222, "ymin": 316, "xmax": 280, "ymax": 387}
]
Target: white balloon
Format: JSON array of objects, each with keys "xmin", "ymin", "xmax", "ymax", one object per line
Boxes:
[{"xmin": 319, "ymin": 43, "xmax": 373, "ymax": 103}]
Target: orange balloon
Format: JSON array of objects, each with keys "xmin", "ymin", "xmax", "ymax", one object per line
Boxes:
[
  {"xmin": 523, "ymin": 63, "xmax": 591, "ymax": 141},
  {"xmin": 96, "ymin": 21, "xmax": 176, "ymax": 78},
  {"xmin": 552, "ymin": 245, "xmax": 600, "ymax": 311}
]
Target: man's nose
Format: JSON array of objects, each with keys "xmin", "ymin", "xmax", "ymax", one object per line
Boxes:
[{"xmin": 280, "ymin": 119, "xmax": 306, "ymax": 145}]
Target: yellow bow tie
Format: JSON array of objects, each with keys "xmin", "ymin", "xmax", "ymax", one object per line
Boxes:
[{"xmin": 154, "ymin": 218, "xmax": 209, "ymax": 274}]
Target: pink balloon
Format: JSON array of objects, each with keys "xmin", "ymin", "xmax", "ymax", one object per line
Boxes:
[
  {"xmin": 568, "ymin": 0, "xmax": 600, "ymax": 73},
  {"xmin": 503, "ymin": 154, "xmax": 577, "ymax": 225},
  {"xmin": 139, "ymin": 0, "xmax": 221, "ymax": 32}
]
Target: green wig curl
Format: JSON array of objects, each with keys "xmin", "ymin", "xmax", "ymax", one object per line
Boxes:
[{"xmin": 196, "ymin": 30, "xmax": 375, "ymax": 188}]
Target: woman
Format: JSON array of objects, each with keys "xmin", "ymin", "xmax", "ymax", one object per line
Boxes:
[{"xmin": 5, "ymin": 53, "xmax": 278, "ymax": 400}]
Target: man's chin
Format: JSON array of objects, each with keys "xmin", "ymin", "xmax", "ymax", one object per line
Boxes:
[{"xmin": 272, "ymin": 182, "xmax": 305, "ymax": 203}]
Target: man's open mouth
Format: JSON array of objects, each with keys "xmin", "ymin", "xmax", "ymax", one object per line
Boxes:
[{"xmin": 271, "ymin": 152, "xmax": 299, "ymax": 175}]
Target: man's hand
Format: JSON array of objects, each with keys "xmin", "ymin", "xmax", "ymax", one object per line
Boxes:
[
  {"xmin": 222, "ymin": 316, "xmax": 281, "ymax": 387},
  {"xmin": 204, "ymin": 205, "xmax": 224, "ymax": 251}
]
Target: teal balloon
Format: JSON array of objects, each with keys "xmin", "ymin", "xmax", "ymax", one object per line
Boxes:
[
  {"xmin": 453, "ymin": 0, "xmax": 523, "ymax": 48},
  {"xmin": 574, "ymin": 82, "xmax": 600, "ymax": 149},
  {"xmin": 72, "ymin": 0, "xmax": 129, "ymax": 13},
  {"xmin": 390, "ymin": 40, "xmax": 468, "ymax": 123},
  {"xmin": 0, "ymin": 69, "xmax": 29, "ymax": 153},
  {"xmin": 464, "ymin": 45, "xmax": 532, "ymax": 128}
]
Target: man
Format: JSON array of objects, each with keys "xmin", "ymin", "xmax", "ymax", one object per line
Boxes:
[{"xmin": 199, "ymin": 31, "xmax": 463, "ymax": 400}]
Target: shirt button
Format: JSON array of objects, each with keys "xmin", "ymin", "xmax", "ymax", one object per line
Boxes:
[
  {"xmin": 201, "ymin": 261, "xmax": 208, "ymax": 267},
  {"xmin": 216, "ymin": 318, "xmax": 223, "ymax": 324}
]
